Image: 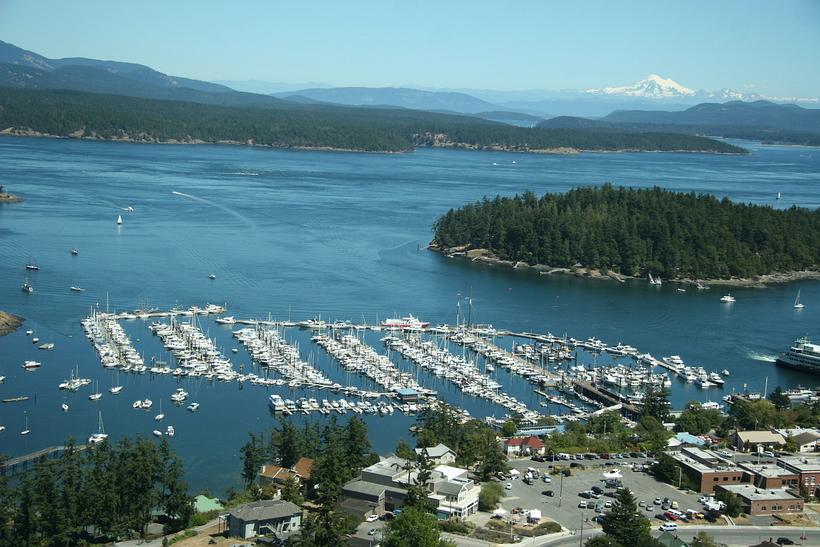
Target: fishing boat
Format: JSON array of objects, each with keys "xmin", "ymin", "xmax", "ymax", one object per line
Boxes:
[
  {"xmin": 88, "ymin": 411, "xmax": 108, "ymax": 444},
  {"xmin": 116, "ymin": 215, "xmax": 123, "ymax": 225},
  {"xmin": 720, "ymin": 294, "xmax": 736, "ymax": 303},
  {"xmin": 794, "ymin": 290, "xmax": 805, "ymax": 310},
  {"xmin": 31, "ymin": 337, "xmax": 38, "ymax": 344},
  {"xmin": 22, "ymin": 360, "xmax": 41, "ymax": 370},
  {"xmin": 70, "ymin": 286, "xmax": 85, "ymax": 292}
]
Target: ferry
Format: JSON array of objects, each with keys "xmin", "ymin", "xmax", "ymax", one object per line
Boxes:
[
  {"xmin": 776, "ymin": 337, "xmax": 820, "ymax": 373},
  {"xmin": 381, "ymin": 315, "xmax": 430, "ymax": 330}
]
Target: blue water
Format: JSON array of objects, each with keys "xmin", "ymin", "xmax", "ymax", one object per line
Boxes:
[{"xmin": 0, "ymin": 136, "xmax": 818, "ymax": 494}]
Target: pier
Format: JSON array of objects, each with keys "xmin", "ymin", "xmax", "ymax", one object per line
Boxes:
[
  {"xmin": 569, "ymin": 379, "xmax": 640, "ymax": 419},
  {"xmin": 1, "ymin": 445, "xmax": 88, "ymax": 476}
]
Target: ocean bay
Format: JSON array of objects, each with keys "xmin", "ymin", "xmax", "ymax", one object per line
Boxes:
[{"xmin": 0, "ymin": 135, "xmax": 818, "ymax": 493}]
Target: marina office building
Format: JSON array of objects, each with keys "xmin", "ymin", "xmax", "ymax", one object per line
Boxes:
[{"xmin": 713, "ymin": 484, "xmax": 804, "ymax": 516}]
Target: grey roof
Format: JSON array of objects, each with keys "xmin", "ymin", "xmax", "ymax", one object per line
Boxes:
[
  {"xmin": 343, "ymin": 480, "xmax": 387, "ymax": 497},
  {"xmin": 229, "ymin": 500, "xmax": 300, "ymax": 522},
  {"xmin": 416, "ymin": 443, "xmax": 454, "ymax": 459},
  {"xmin": 365, "ymin": 456, "xmax": 411, "ymax": 478},
  {"xmin": 792, "ymin": 431, "xmax": 820, "ymax": 446},
  {"xmin": 718, "ymin": 484, "xmax": 802, "ymax": 501},
  {"xmin": 436, "ymin": 481, "xmax": 467, "ymax": 496}
]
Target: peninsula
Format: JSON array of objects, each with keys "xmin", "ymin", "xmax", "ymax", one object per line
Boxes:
[
  {"xmin": 432, "ymin": 185, "xmax": 820, "ymax": 284},
  {"xmin": 0, "ymin": 88, "xmax": 746, "ymax": 155},
  {"xmin": 0, "ymin": 310, "xmax": 24, "ymax": 336}
]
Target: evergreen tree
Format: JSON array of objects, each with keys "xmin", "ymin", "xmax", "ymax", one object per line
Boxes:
[
  {"xmin": 769, "ymin": 387, "xmax": 791, "ymax": 411},
  {"xmin": 383, "ymin": 506, "xmax": 451, "ymax": 547},
  {"xmin": 640, "ymin": 384, "xmax": 670, "ymax": 423},
  {"xmin": 344, "ymin": 416, "xmax": 371, "ymax": 471},
  {"xmin": 240, "ymin": 432, "xmax": 264, "ymax": 487},
  {"xmin": 601, "ymin": 488, "xmax": 651, "ymax": 546}
]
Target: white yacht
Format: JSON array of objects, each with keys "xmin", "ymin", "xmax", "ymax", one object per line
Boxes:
[
  {"xmin": 117, "ymin": 215, "xmax": 123, "ymax": 225},
  {"xmin": 720, "ymin": 294, "xmax": 736, "ymax": 303},
  {"xmin": 88, "ymin": 412, "xmax": 108, "ymax": 444},
  {"xmin": 215, "ymin": 316, "xmax": 236, "ymax": 324},
  {"xmin": 166, "ymin": 425, "xmax": 175, "ymax": 437}
]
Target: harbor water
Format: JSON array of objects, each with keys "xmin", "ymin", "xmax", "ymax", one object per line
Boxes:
[{"xmin": 0, "ymin": 135, "xmax": 818, "ymax": 494}]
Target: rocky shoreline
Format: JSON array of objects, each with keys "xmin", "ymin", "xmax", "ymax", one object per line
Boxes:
[
  {"xmin": 1, "ymin": 127, "xmax": 744, "ymax": 156},
  {"xmin": 0, "ymin": 311, "xmax": 25, "ymax": 336},
  {"xmin": 430, "ymin": 244, "xmax": 819, "ymax": 288}
]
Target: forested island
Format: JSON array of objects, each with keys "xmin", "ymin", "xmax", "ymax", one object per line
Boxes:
[
  {"xmin": 432, "ymin": 185, "xmax": 820, "ymax": 283},
  {"xmin": 0, "ymin": 88, "xmax": 746, "ymax": 154}
]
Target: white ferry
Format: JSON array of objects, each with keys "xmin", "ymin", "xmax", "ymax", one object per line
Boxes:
[
  {"xmin": 776, "ymin": 337, "xmax": 820, "ymax": 373},
  {"xmin": 381, "ymin": 315, "xmax": 429, "ymax": 330}
]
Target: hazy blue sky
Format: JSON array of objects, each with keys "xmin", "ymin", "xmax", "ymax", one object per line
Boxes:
[{"xmin": 1, "ymin": 0, "xmax": 818, "ymax": 95}]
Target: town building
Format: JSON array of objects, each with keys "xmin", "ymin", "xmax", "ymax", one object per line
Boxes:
[
  {"xmin": 713, "ymin": 484, "xmax": 804, "ymax": 516},
  {"xmin": 665, "ymin": 447, "xmax": 744, "ymax": 493},
  {"xmin": 738, "ymin": 463, "xmax": 799, "ymax": 490},
  {"xmin": 778, "ymin": 455, "xmax": 820, "ymax": 496},
  {"xmin": 227, "ymin": 500, "xmax": 302, "ymax": 539},
  {"xmin": 415, "ymin": 443, "xmax": 457, "ymax": 465},
  {"xmin": 733, "ymin": 431, "xmax": 786, "ymax": 452},
  {"xmin": 258, "ymin": 457, "xmax": 314, "ymax": 488},
  {"xmin": 791, "ymin": 431, "xmax": 820, "ymax": 453},
  {"xmin": 339, "ymin": 456, "xmax": 479, "ymax": 519},
  {"xmin": 503, "ymin": 436, "xmax": 546, "ymax": 457}
]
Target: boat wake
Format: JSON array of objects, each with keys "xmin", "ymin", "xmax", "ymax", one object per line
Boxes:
[
  {"xmin": 746, "ymin": 350, "xmax": 777, "ymax": 363},
  {"xmin": 171, "ymin": 190, "xmax": 258, "ymax": 235}
]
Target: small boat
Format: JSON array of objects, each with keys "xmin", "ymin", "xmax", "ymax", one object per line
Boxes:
[
  {"xmin": 166, "ymin": 425, "xmax": 175, "ymax": 437},
  {"xmin": 153, "ymin": 430, "xmax": 163, "ymax": 437},
  {"xmin": 88, "ymin": 411, "xmax": 108, "ymax": 444},
  {"xmin": 231, "ymin": 348, "xmax": 238, "ymax": 353},
  {"xmin": 0, "ymin": 376, "xmax": 5, "ymax": 383},
  {"xmin": 155, "ymin": 400, "xmax": 164, "ymax": 421},
  {"xmin": 676, "ymin": 288, "xmax": 686, "ymax": 293},
  {"xmin": 794, "ymin": 289, "xmax": 805, "ymax": 310},
  {"xmin": 110, "ymin": 386, "xmax": 123, "ymax": 395},
  {"xmin": 215, "ymin": 316, "xmax": 236, "ymax": 324},
  {"xmin": 720, "ymin": 294, "xmax": 735, "ymax": 303},
  {"xmin": 70, "ymin": 286, "xmax": 85, "ymax": 292},
  {"xmin": 25, "ymin": 258, "xmax": 39, "ymax": 271},
  {"xmin": 25, "ymin": 330, "xmax": 32, "ymax": 335},
  {"xmin": 777, "ymin": 191, "xmax": 781, "ymax": 200},
  {"xmin": 208, "ymin": 274, "xmax": 216, "ymax": 280},
  {"xmin": 61, "ymin": 402, "xmax": 69, "ymax": 412},
  {"xmin": 648, "ymin": 273, "xmax": 662, "ymax": 286},
  {"xmin": 116, "ymin": 215, "xmax": 123, "ymax": 225},
  {"xmin": 31, "ymin": 337, "xmax": 39, "ymax": 344},
  {"xmin": 22, "ymin": 360, "xmax": 41, "ymax": 370},
  {"xmin": 88, "ymin": 381, "xmax": 102, "ymax": 401},
  {"xmin": 187, "ymin": 402, "xmax": 200, "ymax": 412},
  {"xmin": 721, "ymin": 369, "xmax": 730, "ymax": 376},
  {"xmin": 0, "ymin": 426, "xmax": 5, "ymax": 433},
  {"xmin": 70, "ymin": 248, "xmax": 79, "ymax": 256},
  {"xmin": 38, "ymin": 342, "xmax": 54, "ymax": 350},
  {"xmin": 21, "ymin": 281, "xmax": 33, "ymax": 294},
  {"xmin": 20, "ymin": 414, "xmax": 30, "ymax": 436},
  {"xmin": 123, "ymin": 206, "xmax": 134, "ymax": 213}
]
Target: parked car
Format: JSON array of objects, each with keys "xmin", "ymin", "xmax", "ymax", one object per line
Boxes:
[
  {"xmin": 638, "ymin": 500, "xmax": 646, "ymax": 507},
  {"xmin": 579, "ymin": 501, "xmax": 587, "ymax": 508},
  {"xmin": 604, "ymin": 501, "xmax": 613, "ymax": 508},
  {"xmin": 579, "ymin": 491, "xmax": 592, "ymax": 499},
  {"xmin": 586, "ymin": 501, "xmax": 596, "ymax": 509},
  {"xmin": 776, "ymin": 538, "xmax": 795, "ymax": 545},
  {"xmin": 663, "ymin": 511, "xmax": 679, "ymax": 521},
  {"xmin": 570, "ymin": 462, "xmax": 582, "ymax": 468},
  {"xmin": 601, "ymin": 453, "xmax": 610, "ymax": 460},
  {"xmin": 653, "ymin": 497, "xmax": 662, "ymax": 505},
  {"xmin": 366, "ymin": 514, "xmax": 379, "ymax": 522},
  {"xmin": 592, "ymin": 515, "xmax": 606, "ymax": 524},
  {"xmin": 762, "ymin": 451, "xmax": 776, "ymax": 458},
  {"xmin": 543, "ymin": 476, "xmax": 552, "ymax": 483},
  {"xmin": 367, "ymin": 528, "xmax": 377, "ymax": 536},
  {"xmin": 505, "ymin": 483, "xmax": 512, "ymax": 490},
  {"xmin": 542, "ymin": 490, "xmax": 554, "ymax": 497},
  {"xmin": 591, "ymin": 486, "xmax": 604, "ymax": 495},
  {"xmin": 659, "ymin": 523, "xmax": 678, "ymax": 532}
]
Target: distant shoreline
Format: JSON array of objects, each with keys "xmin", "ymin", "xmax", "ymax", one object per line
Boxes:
[
  {"xmin": 0, "ymin": 128, "xmax": 746, "ymax": 156},
  {"xmin": 0, "ymin": 311, "xmax": 25, "ymax": 336},
  {"xmin": 430, "ymin": 244, "xmax": 820, "ymax": 288}
]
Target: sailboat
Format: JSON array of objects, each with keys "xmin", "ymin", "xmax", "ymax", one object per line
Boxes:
[
  {"xmin": 110, "ymin": 371, "xmax": 123, "ymax": 394},
  {"xmin": 794, "ymin": 290, "xmax": 805, "ymax": 310},
  {"xmin": 155, "ymin": 399, "xmax": 164, "ymax": 421},
  {"xmin": 20, "ymin": 412, "xmax": 30, "ymax": 435},
  {"xmin": 88, "ymin": 380, "xmax": 102, "ymax": 400},
  {"xmin": 88, "ymin": 411, "xmax": 108, "ymax": 444},
  {"xmin": 648, "ymin": 273, "xmax": 662, "ymax": 286},
  {"xmin": 25, "ymin": 257, "xmax": 39, "ymax": 271},
  {"xmin": 116, "ymin": 215, "xmax": 123, "ymax": 225}
]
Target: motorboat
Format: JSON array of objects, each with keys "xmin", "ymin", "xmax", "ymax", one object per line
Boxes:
[
  {"xmin": 153, "ymin": 430, "xmax": 163, "ymax": 437},
  {"xmin": 117, "ymin": 215, "xmax": 123, "ymax": 225},
  {"xmin": 186, "ymin": 402, "xmax": 200, "ymax": 412},
  {"xmin": 38, "ymin": 342, "xmax": 54, "ymax": 350},
  {"xmin": 71, "ymin": 248, "xmax": 79, "ymax": 256},
  {"xmin": 70, "ymin": 286, "xmax": 86, "ymax": 292},
  {"xmin": 61, "ymin": 402, "xmax": 69, "ymax": 412},
  {"xmin": 720, "ymin": 294, "xmax": 735, "ymax": 303},
  {"xmin": 21, "ymin": 281, "xmax": 33, "ymax": 294},
  {"xmin": 22, "ymin": 360, "xmax": 41, "ymax": 370},
  {"xmin": 208, "ymin": 274, "xmax": 216, "ymax": 280},
  {"xmin": 166, "ymin": 425, "xmax": 175, "ymax": 437}
]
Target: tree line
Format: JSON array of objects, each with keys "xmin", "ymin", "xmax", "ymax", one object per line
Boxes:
[
  {"xmin": 0, "ymin": 437, "xmax": 193, "ymax": 546},
  {"xmin": 433, "ymin": 185, "xmax": 820, "ymax": 280},
  {"xmin": 0, "ymin": 88, "xmax": 744, "ymax": 154}
]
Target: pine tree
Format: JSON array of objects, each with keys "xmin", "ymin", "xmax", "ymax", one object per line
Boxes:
[{"xmin": 601, "ymin": 488, "xmax": 651, "ymax": 546}]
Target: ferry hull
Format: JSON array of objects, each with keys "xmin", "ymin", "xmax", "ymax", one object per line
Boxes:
[{"xmin": 775, "ymin": 357, "xmax": 820, "ymax": 374}]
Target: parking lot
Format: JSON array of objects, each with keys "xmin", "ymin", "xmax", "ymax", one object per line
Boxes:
[{"xmin": 500, "ymin": 456, "xmax": 704, "ymax": 531}]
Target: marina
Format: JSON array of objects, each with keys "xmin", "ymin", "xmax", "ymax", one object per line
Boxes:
[{"xmin": 1, "ymin": 137, "xmax": 818, "ymax": 494}]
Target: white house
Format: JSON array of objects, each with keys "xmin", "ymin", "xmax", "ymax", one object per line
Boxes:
[
  {"xmin": 792, "ymin": 431, "xmax": 820, "ymax": 453},
  {"xmin": 415, "ymin": 443, "xmax": 457, "ymax": 465}
]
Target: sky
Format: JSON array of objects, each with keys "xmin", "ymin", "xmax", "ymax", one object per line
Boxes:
[{"xmin": 1, "ymin": 0, "xmax": 819, "ymax": 96}]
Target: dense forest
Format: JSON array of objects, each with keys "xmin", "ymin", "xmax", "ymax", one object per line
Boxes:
[
  {"xmin": 0, "ymin": 437, "xmax": 193, "ymax": 545},
  {"xmin": 432, "ymin": 185, "xmax": 820, "ymax": 280},
  {"xmin": 0, "ymin": 88, "xmax": 745, "ymax": 154}
]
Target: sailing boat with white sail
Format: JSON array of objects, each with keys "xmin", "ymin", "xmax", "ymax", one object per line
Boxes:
[
  {"xmin": 110, "ymin": 371, "xmax": 123, "ymax": 394},
  {"xmin": 88, "ymin": 411, "xmax": 108, "ymax": 444},
  {"xmin": 794, "ymin": 289, "xmax": 805, "ymax": 310}
]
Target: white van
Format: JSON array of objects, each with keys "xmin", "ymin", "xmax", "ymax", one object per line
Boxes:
[{"xmin": 659, "ymin": 523, "xmax": 678, "ymax": 532}]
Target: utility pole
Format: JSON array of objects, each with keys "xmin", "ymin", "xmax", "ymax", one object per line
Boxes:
[
  {"xmin": 579, "ymin": 509, "xmax": 584, "ymax": 547},
  {"xmin": 677, "ymin": 466, "xmax": 682, "ymax": 488},
  {"xmin": 559, "ymin": 470, "xmax": 564, "ymax": 507}
]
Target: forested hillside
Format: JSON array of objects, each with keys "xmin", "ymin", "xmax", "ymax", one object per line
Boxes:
[
  {"xmin": 433, "ymin": 185, "xmax": 820, "ymax": 280},
  {"xmin": 0, "ymin": 88, "xmax": 747, "ymax": 154}
]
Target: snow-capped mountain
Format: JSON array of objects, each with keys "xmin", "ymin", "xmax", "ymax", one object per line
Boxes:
[{"xmin": 586, "ymin": 74, "xmax": 695, "ymax": 98}]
